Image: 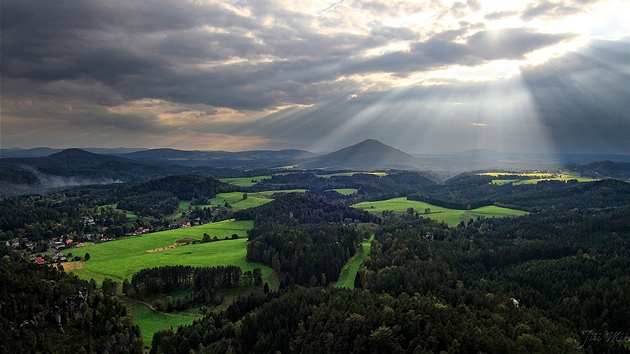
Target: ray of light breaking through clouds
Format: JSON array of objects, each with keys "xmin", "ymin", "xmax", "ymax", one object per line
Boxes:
[{"xmin": 1, "ymin": 0, "xmax": 628, "ymax": 153}]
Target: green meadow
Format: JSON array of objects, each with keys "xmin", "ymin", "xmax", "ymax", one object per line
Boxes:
[
  {"xmin": 333, "ymin": 188, "xmax": 358, "ymax": 195},
  {"xmin": 352, "ymin": 197, "xmax": 527, "ymax": 226},
  {"xmin": 480, "ymin": 171, "xmax": 599, "ymax": 185},
  {"xmin": 64, "ymin": 219, "xmax": 279, "ymax": 347},
  {"xmin": 207, "ymin": 190, "xmax": 307, "ymax": 210},
  {"xmin": 207, "ymin": 192, "xmax": 273, "ymax": 209},
  {"xmin": 123, "ymin": 284, "xmax": 277, "ymax": 346},
  {"xmin": 72, "ymin": 220, "xmax": 273, "ymax": 282},
  {"xmin": 317, "ymin": 171, "xmax": 387, "ymax": 178},
  {"xmin": 333, "ymin": 236, "xmax": 373, "ymax": 289},
  {"xmin": 220, "ymin": 176, "xmax": 272, "ymax": 187},
  {"xmin": 221, "ymin": 172, "xmax": 386, "ymax": 185},
  {"xmin": 122, "ymin": 297, "xmax": 202, "ymax": 346}
]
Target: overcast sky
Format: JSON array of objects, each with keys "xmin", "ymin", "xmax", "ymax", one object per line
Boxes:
[{"xmin": 1, "ymin": 0, "xmax": 628, "ymax": 154}]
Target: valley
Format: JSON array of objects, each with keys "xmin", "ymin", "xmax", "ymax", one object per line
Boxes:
[
  {"xmin": 3, "ymin": 1, "xmax": 628, "ymax": 352},
  {"xmin": 1, "ymin": 140, "xmax": 630, "ymax": 353}
]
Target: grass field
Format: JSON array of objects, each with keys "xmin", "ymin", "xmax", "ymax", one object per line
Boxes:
[
  {"xmin": 480, "ymin": 171, "xmax": 599, "ymax": 185},
  {"xmin": 333, "ymin": 236, "xmax": 373, "ymax": 289},
  {"xmin": 479, "ymin": 172, "xmax": 556, "ymax": 178},
  {"xmin": 122, "ymin": 296, "xmax": 202, "ymax": 346},
  {"xmin": 66, "ymin": 219, "xmax": 278, "ymax": 348},
  {"xmin": 124, "ymin": 284, "xmax": 276, "ymax": 346},
  {"xmin": 333, "ymin": 188, "xmax": 359, "ymax": 195},
  {"xmin": 221, "ymin": 172, "xmax": 386, "ymax": 185},
  {"xmin": 71, "ymin": 220, "xmax": 273, "ymax": 283},
  {"xmin": 220, "ymin": 176, "xmax": 272, "ymax": 187},
  {"xmin": 207, "ymin": 190, "xmax": 306, "ymax": 210},
  {"xmin": 317, "ymin": 172, "xmax": 387, "ymax": 178},
  {"xmin": 352, "ymin": 198, "xmax": 527, "ymax": 226},
  {"xmin": 207, "ymin": 192, "xmax": 273, "ymax": 209}
]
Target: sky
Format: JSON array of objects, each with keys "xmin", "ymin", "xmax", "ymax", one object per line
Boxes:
[{"xmin": 1, "ymin": 0, "xmax": 629, "ymax": 154}]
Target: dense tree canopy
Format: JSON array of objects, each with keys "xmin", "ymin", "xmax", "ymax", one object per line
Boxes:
[
  {"xmin": 1, "ymin": 171, "xmax": 629, "ymax": 353},
  {"xmin": 0, "ymin": 246, "xmax": 143, "ymax": 353}
]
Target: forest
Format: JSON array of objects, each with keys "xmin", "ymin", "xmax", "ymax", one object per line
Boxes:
[
  {"xmin": 149, "ymin": 206, "xmax": 630, "ymax": 353},
  {"xmin": 0, "ymin": 246, "xmax": 143, "ymax": 353},
  {"xmin": 123, "ymin": 265, "xmax": 264, "ymax": 312},
  {"xmin": 1, "ymin": 167, "xmax": 629, "ymax": 353}
]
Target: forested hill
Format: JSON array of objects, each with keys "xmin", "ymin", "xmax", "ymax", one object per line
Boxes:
[
  {"xmin": 234, "ymin": 192, "xmax": 378, "ymax": 224},
  {"xmin": 251, "ymin": 170, "xmax": 438, "ymax": 194},
  {"xmin": 298, "ymin": 139, "xmax": 423, "ymax": 170},
  {"xmin": 238, "ymin": 193, "xmax": 378, "ymax": 288},
  {"xmin": 0, "ymin": 246, "xmax": 143, "ymax": 353},
  {"xmin": 130, "ymin": 174, "xmax": 237, "ymax": 200},
  {"xmin": 0, "ymin": 149, "xmax": 239, "ymax": 197},
  {"xmin": 410, "ymin": 176, "xmax": 630, "ymax": 211},
  {"xmin": 567, "ymin": 160, "xmax": 630, "ymax": 180},
  {"xmin": 117, "ymin": 148, "xmax": 316, "ymax": 169}
]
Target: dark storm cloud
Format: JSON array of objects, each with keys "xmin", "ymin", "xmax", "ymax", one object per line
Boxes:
[
  {"xmin": 0, "ymin": 0, "xmax": 575, "ymax": 114},
  {"xmin": 1, "ymin": 0, "xmax": 237, "ymax": 80},
  {"xmin": 1, "ymin": 0, "xmax": 378, "ymax": 113},
  {"xmin": 155, "ymin": 30, "xmax": 264, "ymax": 62}
]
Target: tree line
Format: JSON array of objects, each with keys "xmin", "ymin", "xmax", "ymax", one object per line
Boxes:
[{"xmin": 123, "ymin": 265, "xmax": 263, "ymax": 312}]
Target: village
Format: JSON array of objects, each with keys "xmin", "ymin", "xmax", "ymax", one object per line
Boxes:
[{"xmin": 5, "ymin": 210, "xmax": 210, "ymax": 265}]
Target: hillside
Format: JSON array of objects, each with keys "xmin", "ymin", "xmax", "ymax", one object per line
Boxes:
[
  {"xmin": 0, "ymin": 147, "xmax": 147, "ymax": 158},
  {"xmin": 567, "ymin": 160, "xmax": 630, "ymax": 180},
  {"xmin": 118, "ymin": 148, "xmax": 316, "ymax": 168},
  {"xmin": 0, "ymin": 149, "xmax": 237, "ymax": 196},
  {"xmin": 299, "ymin": 139, "xmax": 422, "ymax": 170}
]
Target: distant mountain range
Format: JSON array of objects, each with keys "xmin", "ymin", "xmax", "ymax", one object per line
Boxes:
[
  {"xmin": 0, "ymin": 149, "xmax": 238, "ymax": 197},
  {"xmin": 2, "ymin": 140, "xmax": 630, "ymax": 197},
  {"xmin": 0, "ymin": 147, "xmax": 146, "ymax": 157},
  {"xmin": 116, "ymin": 148, "xmax": 316, "ymax": 169}
]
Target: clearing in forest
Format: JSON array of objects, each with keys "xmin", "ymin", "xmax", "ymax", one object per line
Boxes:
[{"xmin": 352, "ymin": 197, "xmax": 527, "ymax": 226}]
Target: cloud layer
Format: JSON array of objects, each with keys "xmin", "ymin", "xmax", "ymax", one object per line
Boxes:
[{"xmin": 1, "ymin": 0, "xmax": 628, "ymax": 153}]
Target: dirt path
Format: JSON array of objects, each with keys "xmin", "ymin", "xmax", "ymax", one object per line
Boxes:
[
  {"xmin": 146, "ymin": 243, "xmax": 181, "ymax": 253},
  {"xmin": 61, "ymin": 261, "xmax": 84, "ymax": 272}
]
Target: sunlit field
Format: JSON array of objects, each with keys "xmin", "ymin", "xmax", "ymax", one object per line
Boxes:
[
  {"xmin": 316, "ymin": 171, "xmax": 387, "ymax": 178},
  {"xmin": 479, "ymin": 171, "xmax": 599, "ymax": 185},
  {"xmin": 220, "ymin": 176, "xmax": 272, "ymax": 187},
  {"xmin": 206, "ymin": 190, "xmax": 306, "ymax": 210},
  {"xmin": 69, "ymin": 220, "xmax": 274, "ymax": 282},
  {"xmin": 62, "ymin": 219, "xmax": 277, "ymax": 348},
  {"xmin": 352, "ymin": 197, "xmax": 527, "ymax": 226}
]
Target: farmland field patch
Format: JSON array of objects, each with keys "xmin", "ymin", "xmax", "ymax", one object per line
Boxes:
[{"xmin": 352, "ymin": 197, "xmax": 527, "ymax": 226}]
